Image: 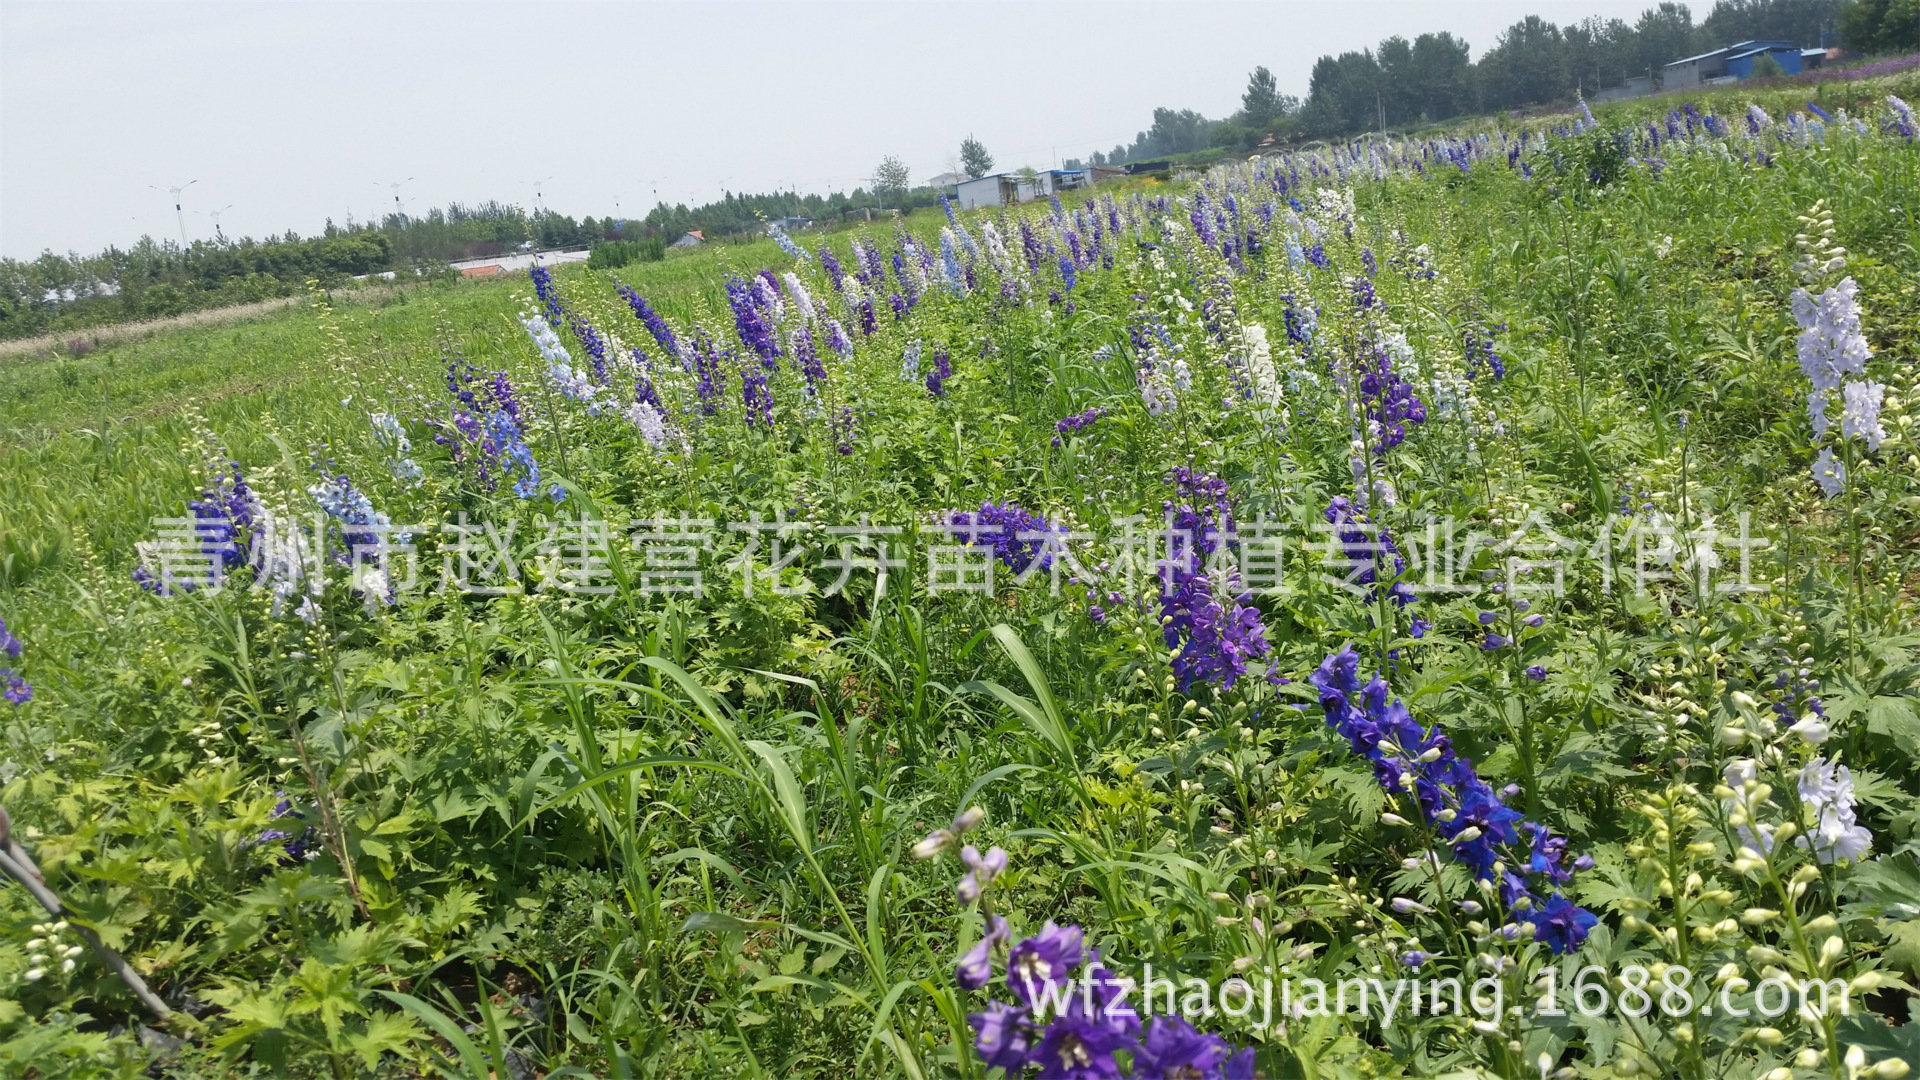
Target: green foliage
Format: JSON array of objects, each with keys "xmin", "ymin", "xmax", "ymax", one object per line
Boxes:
[
  {"xmin": 1, "ymin": 80, "xmax": 1919, "ymax": 1079},
  {"xmin": 586, "ymin": 237, "xmax": 665, "ymax": 271}
]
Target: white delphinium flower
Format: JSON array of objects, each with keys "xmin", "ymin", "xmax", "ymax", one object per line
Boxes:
[
  {"xmin": 1813, "ymin": 446, "xmax": 1846, "ymax": 498},
  {"xmin": 624, "ymin": 400, "xmax": 671, "ymax": 450},
  {"xmin": 781, "ymin": 272, "xmax": 815, "ymax": 322},
  {"xmin": 1721, "ymin": 758, "xmax": 1778, "ymax": 854},
  {"xmin": 1791, "ymin": 278, "xmax": 1870, "ymax": 391},
  {"xmin": 1797, "ymin": 759, "xmax": 1872, "ymax": 863},
  {"xmin": 1841, "ymin": 380, "xmax": 1886, "ymax": 451},
  {"xmin": 1241, "ymin": 322, "xmax": 1284, "ymax": 416}
]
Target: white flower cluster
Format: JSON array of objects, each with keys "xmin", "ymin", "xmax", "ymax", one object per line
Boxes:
[{"xmin": 24, "ymin": 920, "xmax": 83, "ymax": 982}]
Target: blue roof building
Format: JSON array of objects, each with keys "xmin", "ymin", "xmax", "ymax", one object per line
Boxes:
[{"xmin": 1663, "ymin": 40, "xmax": 1802, "ymax": 88}]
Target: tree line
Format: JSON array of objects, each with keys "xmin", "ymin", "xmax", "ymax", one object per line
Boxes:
[{"xmin": 1082, "ymin": 0, "xmax": 1900, "ymax": 161}]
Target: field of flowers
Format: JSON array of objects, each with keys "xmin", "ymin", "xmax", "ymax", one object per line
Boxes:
[{"xmin": 2, "ymin": 76, "xmax": 1920, "ymax": 1079}]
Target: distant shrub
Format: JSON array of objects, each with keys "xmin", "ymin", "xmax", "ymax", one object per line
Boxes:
[{"xmin": 588, "ymin": 237, "xmax": 665, "ymax": 270}]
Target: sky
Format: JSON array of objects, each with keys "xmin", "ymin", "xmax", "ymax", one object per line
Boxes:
[{"xmin": 1, "ymin": 0, "xmax": 1659, "ymax": 259}]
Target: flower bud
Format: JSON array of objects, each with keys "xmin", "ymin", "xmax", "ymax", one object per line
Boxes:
[
  {"xmin": 911, "ymin": 829, "xmax": 954, "ymax": 860},
  {"xmin": 1752, "ymin": 1027, "xmax": 1783, "ymax": 1045},
  {"xmin": 952, "ymin": 806, "xmax": 986, "ymax": 833},
  {"xmin": 1875, "ymin": 1060, "xmax": 1911, "ymax": 1079},
  {"xmin": 1380, "ymin": 813, "xmax": 1412, "ymax": 827}
]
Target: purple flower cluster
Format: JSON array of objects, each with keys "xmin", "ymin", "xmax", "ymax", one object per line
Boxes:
[
  {"xmin": 433, "ymin": 361, "xmax": 543, "ymax": 496},
  {"xmin": 963, "ymin": 920, "xmax": 1253, "ymax": 1079},
  {"xmin": 245, "ymin": 794, "xmax": 318, "ymax": 865},
  {"xmin": 1158, "ymin": 469, "xmax": 1272, "ymax": 692},
  {"xmin": 832, "ymin": 405, "xmax": 857, "ymax": 455},
  {"xmin": 1462, "ymin": 321, "xmax": 1507, "ymax": 380},
  {"xmin": 528, "ymin": 262, "xmax": 565, "ymax": 330},
  {"xmin": 691, "ymin": 329, "xmax": 727, "ymax": 416},
  {"xmin": 619, "ymin": 285, "xmax": 685, "ymax": 368},
  {"xmin": 133, "ymin": 455, "xmax": 260, "ymax": 596},
  {"xmin": 926, "ymin": 347, "xmax": 953, "ymax": 398},
  {"xmin": 1312, "ymin": 646, "xmax": 1596, "ymax": 953},
  {"xmin": 0, "ymin": 617, "xmax": 29, "ymax": 706},
  {"xmin": 1323, "ymin": 496, "xmax": 1416, "ymax": 607},
  {"xmin": 1357, "ymin": 340, "xmax": 1428, "ymax": 452},
  {"xmin": 949, "ymin": 501, "xmax": 1058, "ymax": 573},
  {"xmin": 726, "ymin": 275, "xmax": 783, "ymax": 366},
  {"xmin": 742, "ymin": 368, "xmax": 774, "ymax": 429},
  {"xmin": 1052, "ymin": 407, "xmax": 1105, "ymax": 447}
]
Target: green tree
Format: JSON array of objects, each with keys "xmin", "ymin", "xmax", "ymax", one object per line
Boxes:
[
  {"xmin": 1242, "ymin": 66, "xmax": 1282, "ymax": 132},
  {"xmin": 871, "ymin": 156, "xmax": 910, "ymax": 206},
  {"xmin": 1637, "ymin": 2, "xmax": 1701, "ymax": 83},
  {"xmin": 1408, "ymin": 31, "xmax": 1474, "ymax": 120},
  {"xmin": 959, "ymin": 136, "xmax": 994, "ymax": 178}
]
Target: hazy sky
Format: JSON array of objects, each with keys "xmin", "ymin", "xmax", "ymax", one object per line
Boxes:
[{"xmin": 1, "ymin": 0, "xmax": 1657, "ymax": 258}]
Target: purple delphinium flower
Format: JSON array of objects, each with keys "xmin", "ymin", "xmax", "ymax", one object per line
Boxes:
[
  {"xmin": 1324, "ymin": 497, "xmax": 1416, "ymax": 607},
  {"xmin": 950, "ymin": 501, "xmax": 1058, "ymax": 573},
  {"xmin": 2, "ymin": 671, "xmax": 29, "ymax": 706},
  {"xmin": 726, "ymin": 275, "xmax": 783, "ymax": 365},
  {"xmin": 1051, "ymin": 407, "xmax": 1105, "ymax": 447},
  {"xmin": 1007, "ymin": 921, "xmax": 1084, "ymax": 1004},
  {"xmin": 1311, "ymin": 645, "xmax": 1595, "ymax": 953},
  {"xmin": 741, "ymin": 369, "xmax": 774, "ymax": 429},
  {"xmin": 970, "ymin": 1001, "xmax": 1040, "ymax": 1072},
  {"xmin": 0, "ymin": 617, "xmax": 20, "ymax": 661},
  {"xmin": 1028, "ymin": 1011, "xmax": 1130, "ymax": 1079},
  {"xmin": 1525, "ymin": 665, "xmax": 1547, "ymax": 681},
  {"xmin": 528, "ymin": 262, "xmax": 565, "ymax": 329},
  {"xmin": 1482, "ymin": 632, "xmax": 1508, "ymax": 650},
  {"xmin": 926, "ymin": 347, "xmax": 953, "ymax": 398},
  {"xmin": 956, "ymin": 915, "xmax": 1009, "ymax": 991},
  {"xmin": 691, "ymin": 329, "xmax": 727, "ymax": 416},
  {"xmin": 819, "ymin": 246, "xmax": 845, "ymax": 291},
  {"xmin": 618, "ymin": 285, "xmax": 683, "ymax": 366},
  {"xmin": 1529, "ymin": 893, "xmax": 1600, "ymax": 953},
  {"xmin": 1134, "ymin": 1016, "xmax": 1235, "ymax": 1079},
  {"xmin": 1158, "ymin": 469, "xmax": 1272, "ymax": 692}
]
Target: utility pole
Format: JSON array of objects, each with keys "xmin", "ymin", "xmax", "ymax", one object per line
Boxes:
[
  {"xmin": 528, "ymin": 176, "xmax": 553, "ymax": 215},
  {"xmin": 151, "ymin": 179, "xmax": 197, "ymax": 249},
  {"xmin": 198, "ymin": 204, "xmax": 234, "ymax": 242},
  {"xmin": 376, "ymin": 178, "xmax": 415, "ymax": 225}
]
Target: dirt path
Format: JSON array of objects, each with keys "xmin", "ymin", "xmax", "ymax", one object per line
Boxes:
[{"xmin": 0, "ymin": 296, "xmax": 306, "ymax": 360}]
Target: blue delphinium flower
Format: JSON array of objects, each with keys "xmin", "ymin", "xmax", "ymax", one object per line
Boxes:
[
  {"xmin": 528, "ymin": 262, "xmax": 565, "ymax": 329},
  {"xmin": 1058, "ymin": 253, "xmax": 1077, "ymax": 293},
  {"xmin": 1312, "ymin": 646, "xmax": 1596, "ymax": 954},
  {"xmin": 0, "ymin": 616, "xmax": 28, "ymax": 706},
  {"xmin": 1324, "ymin": 497, "xmax": 1415, "ymax": 606},
  {"xmin": 926, "ymin": 347, "xmax": 953, "ymax": 398},
  {"xmin": 940, "ymin": 228, "xmax": 967, "ymax": 295},
  {"xmin": 619, "ymin": 285, "xmax": 683, "ymax": 367},
  {"xmin": 1158, "ymin": 469, "xmax": 1272, "ymax": 692},
  {"xmin": 819, "ymin": 246, "xmax": 846, "ymax": 291},
  {"xmin": 742, "ymin": 368, "xmax": 774, "ymax": 429},
  {"xmin": 726, "ymin": 275, "xmax": 783, "ymax": 365},
  {"xmin": 831, "ymin": 405, "xmax": 857, "ymax": 455},
  {"xmin": 1051, "ymin": 407, "xmax": 1105, "ymax": 447},
  {"xmin": 950, "ymin": 501, "xmax": 1058, "ymax": 573}
]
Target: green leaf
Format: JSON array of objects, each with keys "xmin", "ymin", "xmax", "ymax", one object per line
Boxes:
[{"xmin": 346, "ymin": 1012, "xmax": 422, "ymax": 1071}]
